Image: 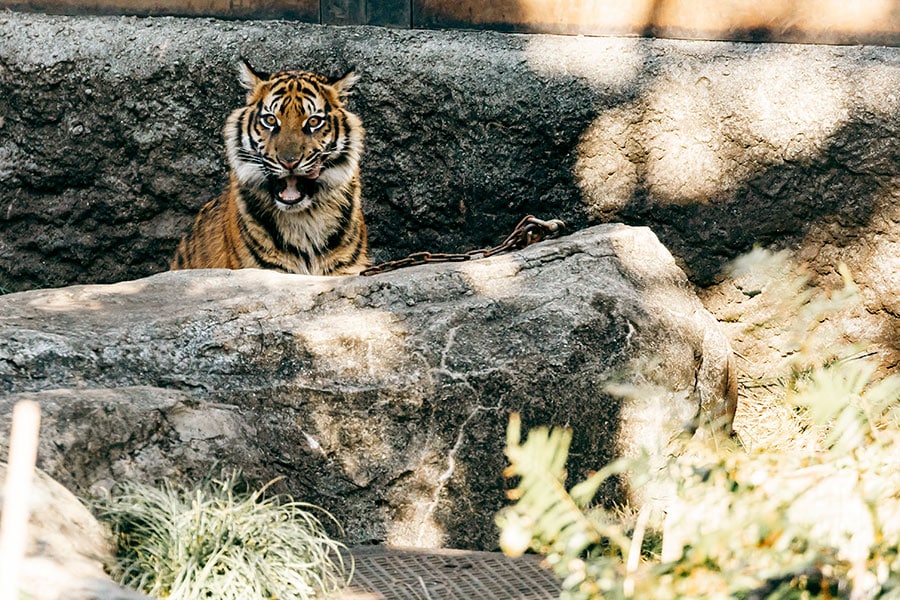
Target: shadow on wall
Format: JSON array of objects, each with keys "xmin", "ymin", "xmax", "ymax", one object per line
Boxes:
[
  {"xmin": 0, "ymin": 13, "xmax": 895, "ymax": 300},
  {"xmin": 570, "ymin": 42, "xmax": 897, "ymax": 282},
  {"xmin": 362, "ymin": 28, "xmax": 897, "ymax": 313},
  {"xmin": 555, "ymin": 36, "xmax": 898, "ymax": 370}
]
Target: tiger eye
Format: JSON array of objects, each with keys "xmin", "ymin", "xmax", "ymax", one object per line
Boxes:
[
  {"xmin": 306, "ymin": 116, "xmax": 323, "ymax": 130},
  {"xmin": 260, "ymin": 114, "xmax": 278, "ymax": 128}
]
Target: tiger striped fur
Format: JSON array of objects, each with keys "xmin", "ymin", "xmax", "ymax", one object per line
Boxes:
[{"xmin": 171, "ymin": 60, "xmax": 368, "ymax": 275}]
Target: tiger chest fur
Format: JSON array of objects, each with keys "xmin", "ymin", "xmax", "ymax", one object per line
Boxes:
[{"xmin": 171, "ymin": 60, "xmax": 368, "ymax": 275}]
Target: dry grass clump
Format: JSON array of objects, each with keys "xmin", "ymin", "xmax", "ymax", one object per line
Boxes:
[
  {"xmin": 93, "ymin": 473, "xmax": 350, "ymax": 600},
  {"xmin": 728, "ymin": 248, "xmax": 861, "ymax": 454}
]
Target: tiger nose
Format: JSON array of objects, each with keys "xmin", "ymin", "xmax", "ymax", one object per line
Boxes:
[{"xmin": 279, "ymin": 157, "xmax": 301, "ymax": 169}]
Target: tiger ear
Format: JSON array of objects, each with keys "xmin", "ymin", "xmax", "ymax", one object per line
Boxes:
[
  {"xmin": 329, "ymin": 69, "xmax": 359, "ymax": 100},
  {"xmin": 238, "ymin": 58, "xmax": 269, "ymax": 99}
]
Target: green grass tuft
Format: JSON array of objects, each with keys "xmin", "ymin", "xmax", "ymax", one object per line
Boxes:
[{"xmin": 93, "ymin": 473, "xmax": 350, "ymax": 600}]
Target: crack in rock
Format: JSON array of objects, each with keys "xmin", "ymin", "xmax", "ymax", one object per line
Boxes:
[{"xmin": 415, "ymin": 397, "xmax": 504, "ymax": 546}]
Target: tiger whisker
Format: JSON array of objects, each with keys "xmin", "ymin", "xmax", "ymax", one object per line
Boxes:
[{"xmin": 237, "ymin": 150, "xmax": 264, "ymax": 164}]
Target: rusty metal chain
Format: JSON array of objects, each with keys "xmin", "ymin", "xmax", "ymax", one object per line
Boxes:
[{"xmin": 361, "ymin": 215, "xmax": 565, "ymax": 276}]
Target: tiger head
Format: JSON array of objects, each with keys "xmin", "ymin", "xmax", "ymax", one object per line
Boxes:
[{"xmin": 225, "ymin": 59, "xmax": 364, "ymax": 212}]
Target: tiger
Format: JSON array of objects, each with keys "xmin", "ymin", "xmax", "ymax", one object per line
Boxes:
[{"xmin": 170, "ymin": 59, "xmax": 368, "ymax": 275}]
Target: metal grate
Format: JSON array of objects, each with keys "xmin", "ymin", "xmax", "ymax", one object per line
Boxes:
[{"xmin": 335, "ymin": 546, "xmax": 561, "ymax": 600}]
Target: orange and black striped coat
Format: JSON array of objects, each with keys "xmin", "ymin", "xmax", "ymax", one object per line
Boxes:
[{"xmin": 171, "ymin": 60, "xmax": 368, "ymax": 275}]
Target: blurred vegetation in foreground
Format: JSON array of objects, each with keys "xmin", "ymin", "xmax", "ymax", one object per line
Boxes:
[{"xmin": 499, "ymin": 250, "xmax": 900, "ymax": 599}]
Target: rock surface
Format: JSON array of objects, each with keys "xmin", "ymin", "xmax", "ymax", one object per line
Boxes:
[
  {"xmin": 0, "ymin": 11, "xmax": 896, "ymax": 376},
  {"xmin": 0, "ymin": 462, "xmax": 151, "ymax": 600},
  {"xmin": 0, "ymin": 225, "xmax": 735, "ymax": 549}
]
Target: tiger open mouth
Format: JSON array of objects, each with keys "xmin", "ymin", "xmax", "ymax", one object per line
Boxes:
[{"xmin": 268, "ymin": 171, "xmax": 320, "ymax": 206}]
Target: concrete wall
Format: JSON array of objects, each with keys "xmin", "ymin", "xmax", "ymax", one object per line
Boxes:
[{"xmin": 4, "ymin": 0, "xmax": 898, "ymax": 44}]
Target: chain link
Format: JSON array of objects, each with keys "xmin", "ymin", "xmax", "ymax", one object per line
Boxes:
[{"xmin": 361, "ymin": 215, "xmax": 565, "ymax": 276}]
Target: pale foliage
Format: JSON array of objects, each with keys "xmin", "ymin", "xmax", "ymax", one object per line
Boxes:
[
  {"xmin": 94, "ymin": 473, "xmax": 350, "ymax": 600},
  {"xmin": 498, "ymin": 253, "xmax": 900, "ymax": 599}
]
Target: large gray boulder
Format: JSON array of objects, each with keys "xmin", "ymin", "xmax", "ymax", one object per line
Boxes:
[
  {"xmin": 0, "ymin": 463, "xmax": 150, "ymax": 600},
  {"xmin": 0, "ymin": 224, "xmax": 735, "ymax": 549}
]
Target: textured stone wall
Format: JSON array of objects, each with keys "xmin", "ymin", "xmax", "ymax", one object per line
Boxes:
[{"xmin": 0, "ymin": 12, "xmax": 897, "ymax": 370}]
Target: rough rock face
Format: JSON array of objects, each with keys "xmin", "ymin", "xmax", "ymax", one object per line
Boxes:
[
  {"xmin": 0, "ymin": 12, "xmax": 896, "ymax": 375},
  {"xmin": 0, "ymin": 463, "xmax": 150, "ymax": 600},
  {"xmin": 0, "ymin": 225, "xmax": 735, "ymax": 549}
]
